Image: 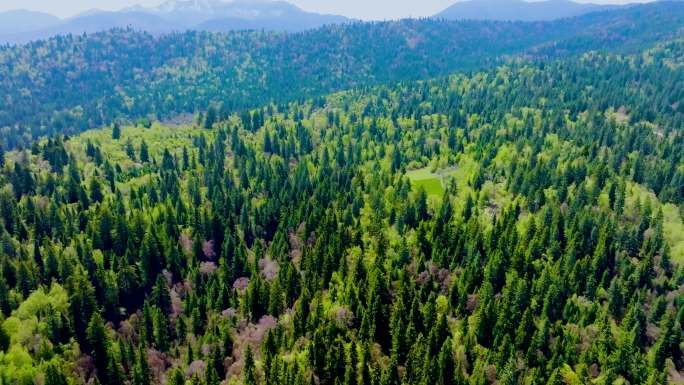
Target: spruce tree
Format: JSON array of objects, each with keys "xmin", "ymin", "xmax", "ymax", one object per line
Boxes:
[
  {"xmin": 244, "ymin": 345, "xmax": 258, "ymax": 385},
  {"xmin": 112, "ymin": 123, "xmax": 121, "ymax": 140},
  {"xmin": 86, "ymin": 313, "xmax": 111, "ymax": 382},
  {"xmin": 45, "ymin": 363, "xmax": 68, "ymax": 385}
]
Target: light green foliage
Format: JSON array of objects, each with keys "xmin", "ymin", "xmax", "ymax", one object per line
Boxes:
[
  {"xmin": 4, "ymin": 284, "xmax": 68, "ymax": 344},
  {"xmin": 0, "ymin": 284, "xmax": 70, "ymax": 383},
  {"xmin": 67, "ymin": 123, "xmax": 205, "ymax": 196},
  {"xmin": 662, "ymin": 204, "xmax": 684, "ymax": 266},
  {"xmin": 70, "ymin": 123, "xmax": 202, "ymax": 169},
  {"xmin": 626, "ymin": 183, "xmax": 684, "ymax": 266},
  {"xmin": 0, "ymin": 345, "xmax": 36, "ymax": 385},
  {"xmin": 406, "ymin": 168, "xmax": 445, "ymax": 197}
]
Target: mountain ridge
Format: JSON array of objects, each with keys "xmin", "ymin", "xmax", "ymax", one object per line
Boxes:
[
  {"xmin": 1, "ymin": 2, "xmax": 683, "ymax": 149},
  {"xmin": 435, "ymin": 0, "xmax": 623, "ymax": 21},
  {"xmin": 0, "ymin": 0, "xmax": 351, "ymax": 44},
  {"xmin": 1, "ymin": 0, "xmax": 635, "ymax": 45},
  {"xmin": 0, "ymin": 10, "xmax": 61, "ymax": 35}
]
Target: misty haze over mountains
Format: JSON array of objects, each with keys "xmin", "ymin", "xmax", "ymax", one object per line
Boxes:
[
  {"xmin": 0, "ymin": 0, "xmax": 637, "ymax": 44},
  {"xmin": 436, "ymin": 0, "xmax": 622, "ymax": 21},
  {"xmin": 0, "ymin": 0, "xmax": 350, "ymax": 44}
]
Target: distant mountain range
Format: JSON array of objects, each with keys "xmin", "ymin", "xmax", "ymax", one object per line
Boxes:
[
  {"xmin": 0, "ymin": 0, "xmax": 350, "ymax": 44},
  {"xmin": 435, "ymin": 0, "xmax": 623, "ymax": 21},
  {"xmin": 1, "ymin": 0, "xmax": 682, "ymax": 149},
  {"xmin": 0, "ymin": 0, "xmax": 640, "ymax": 45}
]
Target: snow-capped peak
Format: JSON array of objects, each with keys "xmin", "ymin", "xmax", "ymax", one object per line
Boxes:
[
  {"xmin": 155, "ymin": 0, "xmax": 224, "ymax": 14},
  {"xmin": 118, "ymin": 0, "xmax": 319, "ymax": 27}
]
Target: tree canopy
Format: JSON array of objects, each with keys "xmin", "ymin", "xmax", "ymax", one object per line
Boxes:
[{"xmin": 0, "ymin": 21, "xmax": 683, "ymax": 385}]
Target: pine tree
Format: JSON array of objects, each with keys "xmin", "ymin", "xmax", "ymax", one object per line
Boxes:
[
  {"xmin": 105, "ymin": 356, "xmax": 125, "ymax": 385},
  {"xmin": 126, "ymin": 139, "xmax": 136, "ymax": 161},
  {"xmin": 140, "ymin": 230, "xmax": 163, "ymax": 288},
  {"xmin": 140, "ymin": 140, "xmax": 150, "ymax": 163},
  {"xmin": 86, "ymin": 313, "xmax": 111, "ymax": 382},
  {"xmin": 141, "ymin": 301, "xmax": 155, "ymax": 346},
  {"xmin": 389, "ymin": 296, "xmax": 406, "ymax": 363},
  {"xmin": 546, "ymin": 369, "xmax": 563, "ymax": 385},
  {"xmin": 112, "ymin": 122, "xmax": 121, "ymax": 140},
  {"xmin": 210, "ymin": 345, "xmax": 225, "ymax": 380},
  {"xmin": 132, "ymin": 345, "xmax": 151, "ymax": 385},
  {"xmin": 204, "ymin": 106, "xmax": 217, "ymax": 129},
  {"xmin": 607, "ymin": 278, "xmax": 623, "ymax": 318},
  {"xmin": 437, "ymin": 339, "xmax": 455, "ymax": 385},
  {"xmin": 151, "ymin": 274, "xmax": 171, "ymax": 313},
  {"xmin": 33, "ymin": 237, "xmax": 43, "ymax": 278},
  {"xmin": 380, "ymin": 357, "xmax": 399, "ymax": 385},
  {"xmin": 0, "ymin": 320, "xmax": 9, "ymax": 353},
  {"xmin": 90, "ymin": 177, "xmax": 104, "ymax": 203},
  {"xmin": 45, "ymin": 363, "xmax": 68, "ymax": 385},
  {"xmin": 498, "ymin": 358, "xmax": 518, "ymax": 385},
  {"xmin": 168, "ymin": 367, "xmax": 186, "ymax": 385},
  {"xmin": 244, "ymin": 345, "xmax": 258, "ymax": 385},
  {"xmin": 267, "ymin": 278, "xmax": 284, "ymax": 316},
  {"xmin": 154, "ymin": 310, "xmax": 170, "ymax": 352},
  {"xmin": 206, "ymin": 364, "xmax": 220, "ymax": 385},
  {"xmin": 69, "ymin": 271, "xmax": 98, "ymax": 345},
  {"xmin": 344, "ymin": 342, "xmax": 358, "ymax": 385},
  {"xmin": 359, "ymin": 342, "xmax": 371, "ymax": 385},
  {"xmin": 651, "ymin": 310, "xmax": 680, "ymax": 369}
]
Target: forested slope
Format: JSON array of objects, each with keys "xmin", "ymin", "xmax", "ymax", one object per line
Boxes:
[
  {"xmin": 1, "ymin": 2, "xmax": 684, "ymax": 149},
  {"xmin": 0, "ymin": 37, "xmax": 683, "ymax": 385}
]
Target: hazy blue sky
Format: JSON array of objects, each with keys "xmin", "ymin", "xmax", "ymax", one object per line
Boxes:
[{"xmin": 0, "ymin": 0, "xmax": 652, "ymax": 20}]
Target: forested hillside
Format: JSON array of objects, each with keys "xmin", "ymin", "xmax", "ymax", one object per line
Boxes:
[
  {"xmin": 0, "ymin": 36, "xmax": 683, "ymax": 385},
  {"xmin": 1, "ymin": 2, "xmax": 684, "ymax": 149}
]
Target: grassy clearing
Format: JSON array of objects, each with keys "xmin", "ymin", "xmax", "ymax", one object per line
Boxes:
[
  {"xmin": 415, "ymin": 177, "xmax": 445, "ymax": 197},
  {"xmin": 627, "ymin": 183, "xmax": 684, "ymax": 266},
  {"xmin": 662, "ymin": 204, "xmax": 684, "ymax": 266},
  {"xmin": 68, "ymin": 123, "xmax": 203, "ymax": 168},
  {"xmin": 406, "ymin": 168, "xmax": 445, "ymax": 197},
  {"xmin": 65, "ymin": 123, "xmax": 207, "ymax": 196},
  {"xmin": 406, "ymin": 154, "xmax": 479, "ymax": 198}
]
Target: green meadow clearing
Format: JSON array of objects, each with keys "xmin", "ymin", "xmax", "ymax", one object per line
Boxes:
[{"xmin": 406, "ymin": 168, "xmax": 446, "ymax": 196}]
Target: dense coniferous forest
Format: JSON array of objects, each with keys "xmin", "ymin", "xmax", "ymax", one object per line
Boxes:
[
  {"xmin": 0, "ymin": 29, "xmax": 683, "ymax": 385},
  {"xmin": 1, "ymin": 2, "xmax": 684, "ymax": 149}
]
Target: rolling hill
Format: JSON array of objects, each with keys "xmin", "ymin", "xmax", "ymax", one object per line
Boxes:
[
  {"xmin": 1, "ymin": 2, "xmax": 683, "ymax": 149},
  {"xmin": 0, "ymin": 0, "xmax": 350, "ymax": 44},
  {"xmin": 435, "ymin": 0, "xmax": 619, "ymax": 21},
  {"xmin": 0, "ymin": 33, "xmax": 682, "ymax": 385},
  {"xmin": 0, "ymin": 10, "xmax": 61, "ymax": 35}
]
